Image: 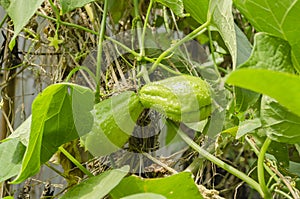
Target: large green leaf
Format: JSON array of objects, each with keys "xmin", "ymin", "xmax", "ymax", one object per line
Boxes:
[
  {"xmin": 156, "ymin": 0, "xmax": 185, "ymax": 17},
  {"xmin": 0, "ymin": 139, "xmax": 26, "ymax": 182},
  {"xmin": 239, "ymin": 33, "xmax": 294, "ymax": 72},
  {"xmin": 261, "ymin": 96, "xmax": 300, "ymax": 144},
  {"xmin": 183, "ymin": 0, "xmax": 209, "ymax": 24},
  {"xmin": 82, "ymin": 91, "xmax": 144, "ymax": 156},
  {"xmin": 235, "ymin": 33, "xmax": 294, "ymax": 112},
  {"xmin": 60, "ymin": 0, "xmax": 96, "ymax": 14},
  {"xmin": 0, "ymin": 0, "xmax": 44, "ymax": 49},
  {"xmin": 209, "ymin": 0, "xmax": 237, "ymax": 68},
  {"xmin": 110, "ymin": 172, "xmax": 203, "ymax": 199},
  {"xmin": 12, "ymin": 83, "xmax": 94, "ymax": 184},
  {"xmin": 61, "ymin": 165, "xmax": 129, "ymax": 199},
  {"xmin": 234, "ymin": 0, "xmax": 300, "ymax": 71},
  {"xmin": 226, "ymin": 68, "xmax": 300, "ymax": 117}
]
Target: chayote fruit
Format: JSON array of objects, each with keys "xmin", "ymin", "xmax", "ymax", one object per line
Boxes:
[
  {"xmin": 82, "ymin": 91, "xmax": 144, "ymax": 156},
  {"xmin": 139, "ymin": 75, "xmax": 212, "ymax": 123}
]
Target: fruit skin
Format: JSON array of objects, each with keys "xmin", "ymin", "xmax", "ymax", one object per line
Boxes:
[
  {"xmin": 139, "ymin": 75, "xmax": 212, "ymax": 123},
  {"xmin": 83, "ymin": 91, "xmax": 144, "ymax": 156}
]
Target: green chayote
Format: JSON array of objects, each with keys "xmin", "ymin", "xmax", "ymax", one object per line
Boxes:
[{"xmin": 139, "ymin": 75, "xmax": 212, "ymax": 123}]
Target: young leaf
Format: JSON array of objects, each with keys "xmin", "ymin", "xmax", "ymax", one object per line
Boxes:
[
  {"xmin": 61, "ymin": 165, "xmax": 129, "ymax": 199},
  {"xmin": 11, "ymin": 83, "xmax": 94, "ymax": 184},
  {"xmin": 1, "ymin": 0, "xmax": 44, "ymax": 49},
  {"xmin": 82, "ymin": 91, "xmax": 144, "ymax": 156},
  {"xmin": 156, "ymin": 0, "xmax": 185, "ymax": 17},
  {"xmin": 0, "ymin": 139, "xmax": 26, "ymax": 182},
  {"xmin": 227, "ymin": 69, "xmax": 300, "ymax": 117},
  {"xmin": 234, "ymin": 0, "xmax": 300, "ymax": 71},
  {"xmin": 261, "ymin": 96, "xmax": 300, "ymax": 144},
  {"xmin": 209, "ymin": 0, "xmax": 237, "ymax": 68},
  {"xmin": 110, "ymin": 172, "xmax": 203, "ymax": 199},
  {"xmin": 60, "ymin": 0, "xmax": 96, "ymax": 14}
]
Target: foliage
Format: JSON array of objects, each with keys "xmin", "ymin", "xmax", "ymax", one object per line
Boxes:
[{"xmin": 0, "ymin": 0, "xmax": 300, "ymax": 198}]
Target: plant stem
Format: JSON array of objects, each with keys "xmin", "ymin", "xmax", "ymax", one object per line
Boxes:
[
  {"xmin": 149, "ymin": 20, "xmax": 210, "ymax": 73},
  {"xmin": 257, "ymin": 137, "xmax": 272, "ymax": 199},
  {"xmin": 0, "ymin": 14, "xmax": 8, "ymax": 29},
  {"xmin": 174, "ymin": 122, "xmax": 264, "ymax": 197},
  {"xmin": 58, "ymin": 146, "xmax": 93, "ymax": 178},
  {"xmin": 245, "ymin": 136, "xmax": 280, "ymax": 183},
  {"xmin": 64, "ymin": 66, "xmax": 96, "ymax": 83},
  {"xmin": 133, "ymin": 0, "xmax": 143, "ymax": 58},
  {"xmin": 207, "ymin": 26, "xmax": 221, "ymax": 80},
  {"xmin": 95, "ymin": 0, "xmax": 108, "ymax": 103},
  {"xmin": 36, "ymin": 12, "xmax": 98, "ymax": 35},
  {"xmin": 141, "ymin": 0, "xmax": 154, "ymax": 57}
]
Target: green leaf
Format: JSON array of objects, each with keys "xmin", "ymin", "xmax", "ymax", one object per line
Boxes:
[
  {"xmin": 289, "ymin": 161, "xmax": 300, "ymax": 176},
  {"xmin": 72, "ymin": 84, "xmax": 95, "ymax": 137},
  {"xmin": 239, "ymin": 33, "xmax": 294, "ymax": 73},
  {"xmin": 7, "ymin": 115, "xmax": 31, "ymax": 146},
  {"xmin": 156, "ymin": 0, "xmax": 185, "ymax": 17},
  {"xmin": 236, "ymin": 118, "xmax": 261, "ymax": 139},
  {"xmin": 12, "ymin": 83, "xmax": 94, "ymax": 184},
  {"xmin": 209, "ymin": 0, "xmax": 237, "ymax": 68},
  {"xmin": 234, "ymin": 0, "xmax": 300, "ymax": 71},
  {"xmin": 82, "ymin": 91, "xmax": 144, "ymax": 156},
  {"xmin": 121, "ymin": 193, "xmax": 167, "ymax": 199},
  {"xmin": 60, "ymin": 0, "xmax": 96, "ymax": 14},
  {"xmin": 61, "ymin": 165, "xmax": 129, "ymax": 199},
  {"xmin": 2, "ymin": 197, "xmax": 14, "ymax": 199},
  {"xmin": 268, "ymin": 141, "xmax": 289, "ymax": 169},
  {"xmin": 226, "ymin": 68, "xmax": 300, "ymax": 117},
  {"xmin": 1, "ymin": 0, "xmax": 44, "ymax": 49},
  {"xmin": 183, "ymin": 0, "xmax": 209, "ymax": 24},
  {"xmin": 261, "ymin": 96, "xmax": 300, "ymax": 144},
  {"xmin": 234, "ymin": 86, "xmax": 259, "ymax": 112},
  {"xmin": 235, "ymin": 24, "xmax": 252, "ymax": 66},
  {"xmin": 235, "ymin": 33, "xmax": 293, "ymax": 112},
  {"xmin": 110, "ymin": 172, "xmax": 203, "ymax": 199},
  {"xmin": 0, "ymin": 139, "xmax": 26, "ymax": 182}
]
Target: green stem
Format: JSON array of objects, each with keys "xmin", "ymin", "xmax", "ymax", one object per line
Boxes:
[
  {"xmin": 64, "ymin": 66, "xmax": 96, "ymax": 83},
  {"xmin": 95, "ymin": 0, "xmax": 108, "ymax": 103},
  {"xmin": 149, "ymin": 20, "xmax": 210, "ymax": 73},
  {"xmin": 258, "ymin": 137, "xmax": 272, "ymax": 199},
  {"xmin": 245, "ymin": 136, "xmax": 280, "ymax": 183},
  {"xmin": 58, "ymin": 146, "xmax": 93, "ymax": 178},
  {"xmin": 174, "ymin": 123, "xmax": 264, "ymax": 197},
  {"xmin": 36, "ymin": 12, "xmax": 98, "ymax": 35},
  {"xmin": 0, "ymin": 14, "xmax": 8, "ymax": 29},
  {"xmin": 133, "ymin": 0, "xmax": 143, "ymax": 58},
  {"xmin": 141, "ymin": 0, "xmax": 154, "ymax": 57},
  {"xmin": 207, "ymin": 26, "xmax": 221, "ymax": 79},
  {"xmin": 48, "ymin": 0, "xmax": 61, "ymax": 31}
]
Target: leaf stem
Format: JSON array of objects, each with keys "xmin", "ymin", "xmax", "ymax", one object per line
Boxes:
[
  {"xmin": 174, "ymin": 122, "xmax": 264, "ymax": 197},
  {"xmin": 95, "ymin": 0, "xmax": 108, "ymax": 103},
  {"xmin": 58, "ymin": 146, "xmax": 93, "ymax": 178},
  {"xmin": 257, "ymin": 137, "xmax": 272, "ymax": 199},
  {"xmin": 149, "ymin": 20, "xmax": 210, "ymax": 73}
]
